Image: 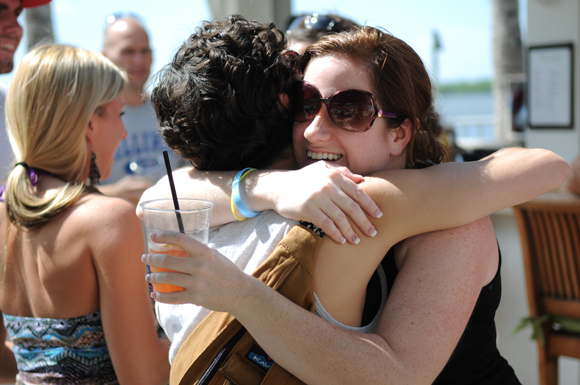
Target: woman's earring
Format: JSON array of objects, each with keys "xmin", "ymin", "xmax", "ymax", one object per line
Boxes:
[{"xmin": 89, "ymin": 151, "xmax": 101, "ymax": 186}]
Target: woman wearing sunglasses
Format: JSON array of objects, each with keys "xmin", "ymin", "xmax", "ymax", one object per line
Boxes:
[{"xmin": 142, "ymin": 21, "xmax": 568, "ymax": 384}]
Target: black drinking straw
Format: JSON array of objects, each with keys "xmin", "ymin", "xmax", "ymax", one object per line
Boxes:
[{"xmin": 163, "ymin": 151, "xmax": 185, "ymax": 234}]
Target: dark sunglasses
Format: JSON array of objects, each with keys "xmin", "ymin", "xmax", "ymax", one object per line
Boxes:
[
  {"xmin": 291, "ymin": 81, "xmax": 397, "ymax": 132},
  {"xmin": 287, "ymin": 14, "xmax": 339, "ymax": 34}
]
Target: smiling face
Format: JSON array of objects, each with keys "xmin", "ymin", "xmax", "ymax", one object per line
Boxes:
[
  {"xmin": 292, "ymin": 55, "xmax": 409, "ymax": 176},
  {"xmin": 88, "ymin": 95, "xmax": 127, "ymax": 180},
  {"xmin": 0, "ymin": 0, "xmax": 23, "ymax": 73}
]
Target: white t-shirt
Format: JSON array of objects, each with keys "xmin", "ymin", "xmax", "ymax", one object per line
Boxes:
[{"xmin": 157, "ymin": 210, "xmax": 297, "ymax": 363}]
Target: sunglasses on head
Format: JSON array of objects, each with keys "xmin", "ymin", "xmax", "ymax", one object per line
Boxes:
[
  {"xmin": 291, "ymin": 81, "xmax": 397, "ymax": 132},
  {"xmin": 287, "ymin": 14, "xmax": 339, "ymax": 34}
]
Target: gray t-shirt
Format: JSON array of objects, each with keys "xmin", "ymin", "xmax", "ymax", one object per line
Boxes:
[{"xmin": 107, "ymin": 99, "xmax": 183, "ymax": 184}]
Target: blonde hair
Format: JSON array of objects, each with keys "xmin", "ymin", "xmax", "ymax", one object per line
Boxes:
[{"xmin": 3, "ymin": 44, "xmax": 127, "ymax": 229}]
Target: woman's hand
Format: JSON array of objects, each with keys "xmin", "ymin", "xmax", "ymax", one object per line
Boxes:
[
  {"xmin": 136, "ymin": 163, "xmax": 382, "ymax": 245},
  {"xmin": 143, "ymin": 231, "xmax": 252, "ymax": 313},
  {"xmin": 249, "ymin": 162, "xmax": 382, "ymax": 244}
]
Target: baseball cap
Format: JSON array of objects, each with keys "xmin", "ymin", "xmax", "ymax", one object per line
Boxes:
[{"xmin": 22, "ymin": 0, "xmax": 51, "ymax": 8}]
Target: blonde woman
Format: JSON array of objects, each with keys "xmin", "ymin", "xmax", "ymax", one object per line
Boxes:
[{"xmin": 0, "ymin": 45, "xmax": 169, "ymax": 385}]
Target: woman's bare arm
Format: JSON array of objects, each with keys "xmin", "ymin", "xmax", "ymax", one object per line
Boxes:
[
  {"xmin": 137, "ymin": 164, "xmax": 381, "ymax": 245},
  {"xmin": 310, "ymin": 147, "xmax": 569, "ymax": 326},
  {"xmin": 89, "ymin": 196, "xmax": 170, "ymax": 385},
  {"xmin": 0, "ymin": 313, "xmax": 17, "ymax": 383},
  {"xmin": 138, "ymin": 147, "xmax": 568, "ymax": 248}
]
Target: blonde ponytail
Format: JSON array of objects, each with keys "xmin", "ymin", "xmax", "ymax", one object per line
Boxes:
[{"xmin": 3, "ymin": 44, "xmax": 127, "ymax": 229}]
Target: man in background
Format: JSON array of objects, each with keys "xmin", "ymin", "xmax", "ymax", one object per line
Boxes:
[
  {"xmin": 0, "ymin": 0, "xmax": 51, "ymax": 183},
  {"xmin": 100, "ymin": 14, "xmax": 183, "ymax": 204}
]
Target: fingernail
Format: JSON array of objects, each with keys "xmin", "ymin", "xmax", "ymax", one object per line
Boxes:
[
  {"xmin": 340, "ymin": 236, "xmax": 346, "ymax": 244},
  {"xmin": 145, "ymin": 274, "xmax": 150, "ymax": 282},
  {"xmin": 353, "ymin": 236, "xmax": 361, "ymax": 245},
  {"xmin": 375, "ymin": 210, "xmax": 383, "ymax": 218},
  {"xmin": 141, "ymin": 254, "xmax": 147, "ymax": 262},
  {"xmin": 150, "ymin": 292, "xmax": 155, "ymax": 299},
  {"xmin": 369, "ymin": 228, "xmax": 377, "ymax": 237}
]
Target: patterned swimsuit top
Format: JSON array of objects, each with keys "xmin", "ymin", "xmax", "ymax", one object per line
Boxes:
[{"xmin": 3, "ymin": 310, "xmax": 119, "ymax": 385}]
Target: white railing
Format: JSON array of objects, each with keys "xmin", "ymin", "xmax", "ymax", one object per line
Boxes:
[
  {"xmin": 444, "ymin": 114, "xmax": 495, "ymax": 140},
  {"xmin": 442, "ymin": 114, "xmax": 503, "ymax": 150}
]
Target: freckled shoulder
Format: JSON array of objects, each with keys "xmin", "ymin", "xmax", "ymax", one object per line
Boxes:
[{"xmin": 395, "ymin": 216, "xmax": 498, "ymax": 285}]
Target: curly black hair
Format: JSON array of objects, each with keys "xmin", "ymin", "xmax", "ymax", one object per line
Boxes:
[{"xmin": 151, "ymin": 15, "xmax": 295, "ymax": 171}]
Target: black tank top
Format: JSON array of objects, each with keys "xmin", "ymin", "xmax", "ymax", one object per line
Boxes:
[{"xmin": 362, "ymin": 246, "xmax": 521, "ymax": 385}]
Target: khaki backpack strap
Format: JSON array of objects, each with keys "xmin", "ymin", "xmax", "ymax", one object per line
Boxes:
[
  {"xmin": 171, "ymin": 224, "xmax": 322, "ymax": 385},
  {"xmin": 251, "ymin": 224, "xmax": 321, "ymax": 307}
]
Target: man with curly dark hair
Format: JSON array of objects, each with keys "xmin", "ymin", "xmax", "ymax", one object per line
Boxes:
[
  {"xmin": 145, "ymin": 15, "xmax": 314, "ymax": 364},
  {"xmin": 152, "ymin": 14, "xmax": 297, "ymax": 171}
]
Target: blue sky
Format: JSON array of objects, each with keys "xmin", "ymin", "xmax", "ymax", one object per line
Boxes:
[{"xmin": 0, "ymin": 0, "xmax": 527, "ymax": 87}]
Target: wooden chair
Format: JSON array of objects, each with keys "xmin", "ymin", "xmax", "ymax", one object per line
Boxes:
[{"xmin": 512, "ymin": 192, "xmax": 580, "ymax": 385}]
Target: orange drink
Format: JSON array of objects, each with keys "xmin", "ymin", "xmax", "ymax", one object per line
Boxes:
[
  {"xmin": 140, "ymin": 198, "xmax": 215, "ymax": 295},
  {"xmin": 148, "ymin": 243, "xmax": 189, "ymax": 293}
]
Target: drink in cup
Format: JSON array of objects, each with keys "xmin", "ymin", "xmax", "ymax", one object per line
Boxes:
[{"xmin": 140, "ymin": 198, "xmax": 215, "ymax": 293}]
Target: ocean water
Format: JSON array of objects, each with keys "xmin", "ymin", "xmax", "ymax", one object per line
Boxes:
[
  {"xmin": 436, "ymin": 91, "xmax": 495, "ymax": 142},
  {"xmin": 437, "ymin": 91, "xmax": 493, "ymax": 116}
]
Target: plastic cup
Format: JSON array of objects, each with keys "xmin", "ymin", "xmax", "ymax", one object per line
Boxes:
[{"xmin": 139, "ymin": 198, "xmax": 215, "ymax": 293}]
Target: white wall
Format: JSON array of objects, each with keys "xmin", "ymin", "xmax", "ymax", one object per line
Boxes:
[{"xmin": 525, "ymin": 0, "xmax": 580, "ymax": 163}]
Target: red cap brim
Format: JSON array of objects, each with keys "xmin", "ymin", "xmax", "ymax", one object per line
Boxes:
[{"xmin": 22, "ymin": 0, "xmax": 51, "ymax": 8}]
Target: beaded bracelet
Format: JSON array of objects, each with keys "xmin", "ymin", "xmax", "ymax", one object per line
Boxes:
[{"xmin": 231, "ymin": 168, "xmax": 261, "ymax": 221}]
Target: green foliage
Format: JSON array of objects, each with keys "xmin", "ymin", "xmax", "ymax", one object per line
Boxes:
[{"xmin": 438, "ymin": 80, "xmax": 492, "ymax": 94}]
